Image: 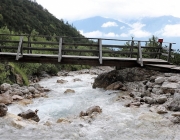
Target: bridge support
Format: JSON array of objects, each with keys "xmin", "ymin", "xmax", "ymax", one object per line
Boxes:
[
  {"xmin": 58, "ymin": 37, "xmax": 62, "ymax": 62},
  {"xmin": 137, "ymin": 41, "xmax": 143, "ymax": 66},
  {"xmin": 16, "ymin": 36, "xmax": 23, "ymax": 60},
  {"xmin": 98, "ymin": 39, "xmax": 102, "ymax": 64}
]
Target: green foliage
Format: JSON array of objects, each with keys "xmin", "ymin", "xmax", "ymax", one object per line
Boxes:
[
  {"xmin": 0, "ymin": 0, "xmax": 84, "ymax": 38},
  {"xmin": 0, "ymin": 63, "xmax": 11, "ymax": 84},
  {"xmin": 9, "ymin": 62, "xmax": 29, "ymax": 86}
]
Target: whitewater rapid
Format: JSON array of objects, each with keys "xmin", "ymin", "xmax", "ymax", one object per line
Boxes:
[{"xmin": 1, "ymin": 71, "xmax": 180, "ymax": 140}]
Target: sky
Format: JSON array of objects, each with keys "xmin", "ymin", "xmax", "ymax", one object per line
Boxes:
[
  {"xmin": 35, "ymin": 0, "xmax": 180, "ymax": 48},
  {"xmin": 36, "ymin": 0, "xmax": 180, "ymax": 22}
]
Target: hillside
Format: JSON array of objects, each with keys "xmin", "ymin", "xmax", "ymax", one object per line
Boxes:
[{"xmin": 0, "ymin": 0, "xmax": 83, "ymax": 37}]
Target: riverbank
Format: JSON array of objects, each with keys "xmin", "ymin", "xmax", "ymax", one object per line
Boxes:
[{"xmin": 0, "ymin": 66, "xmax": 180, "ymax": 140}]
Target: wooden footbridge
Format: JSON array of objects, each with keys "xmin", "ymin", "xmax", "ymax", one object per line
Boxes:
[{"xmin": 0, "ymin": 34, "xmax": 179, "ymax": 72}]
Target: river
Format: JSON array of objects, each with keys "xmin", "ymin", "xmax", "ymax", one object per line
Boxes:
[{"xmin": 1, "ymin": 70, "xmax": 180, "ymax": 140}]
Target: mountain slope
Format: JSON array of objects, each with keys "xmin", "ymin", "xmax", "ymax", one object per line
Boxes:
[{"xmin": 0, "ymin": 0, "xmax": 83, "ymax": 37}]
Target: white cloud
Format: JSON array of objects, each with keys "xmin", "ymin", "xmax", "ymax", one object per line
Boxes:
[
  {"xmin": 36, "ymin": 0, "xmax": 180, "ymax": 21},
  {"xmin": 101, "ymin": 22, "xmax": 118, "ymax": 28},
  {"xmin": 80, "ymin": 22, "xmax": 151, "ymax": 39},
  {"xmin": 160, "ymin": 24, "xmax": 180, "ymax": 37},
  {"xmin": 120, "ymin": 26, "xmax": 125, "ymax": 30},
  {"xmin": 79, "ymin": 30, "xmax": 103, "ymax": 37},
  {"xmin": 79, "ymin": 30, "xmax": 119, "ymax": 38},
  {"xmin": 120, "ymin": 22, "xmax": 151, "ymax": 38}
]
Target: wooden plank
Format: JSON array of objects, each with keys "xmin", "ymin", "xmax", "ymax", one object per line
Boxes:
[
  {"xmin": 58, "ymin": 37, "xmax": 62, "ymax": 62},
  {"xmin": 16, "ymin": 36, "xmax": 23, "ymax": 60},
  {"xmin": 98, "ymin": 39, "xmax": 102, "ymax": 64}
]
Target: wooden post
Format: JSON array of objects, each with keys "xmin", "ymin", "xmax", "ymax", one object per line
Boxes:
[
  {"xmin": 137, "ymin": 41, "xmax": 143, "ymax": 66},
  {"xmin": 58, "ymin": 37, "xmax": 62, "ymax": 62},
  {"xmin": 167, "ymin": 43, "xmax": 172, "ymax": 63},
  {"xmin": 158, "ymin": 42, "xmax": 162, "ymax": 59},
  {"xmin": 130, "ymin": 40, "xmax": 134, "ymax": 58},
  {"xmin": 98, "ymin": 39, "xmax": 102, "ymax": 64},
  {"xmin": 16, "ymin": 36, "xmax": 23, "ymax": 60}
]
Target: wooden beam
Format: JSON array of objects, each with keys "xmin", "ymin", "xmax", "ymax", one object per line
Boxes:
[
  {"xmin": 16, "ymin": 36, "xmax": 23, "ymax": 60},
  {"xmin": 98, "ymin": 39, "xmax": 102, "ymax": 64},
  {"xmin": 58, "ymin": 37, "xmax": 62, "ymax": 62}
]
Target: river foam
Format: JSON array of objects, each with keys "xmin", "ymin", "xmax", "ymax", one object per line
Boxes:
[{"xmin": 2, "ymin": 71, "xmax": 180, "ymax": 140}]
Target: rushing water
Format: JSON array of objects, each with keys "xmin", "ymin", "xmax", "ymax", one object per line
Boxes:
[{"xmin": 1, "ymin": 71, "xmax": 180, "ymax": 140}]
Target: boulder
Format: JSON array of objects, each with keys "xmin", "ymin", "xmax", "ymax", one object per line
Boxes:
[
  {"xmin": 168, "ymin": 76, "xmax": 180, "ymax": 82},
  {"xmin": 0, "ymin": 93, "xmax": 13, "ymax": 104},
  {"xmin": 156, "ymin": 105, "xmax": 168, "ymax": 114},
  {"xmin": 12, "ymin": 95, "xmax": 24, "ymax": 100},
  {"xmin": 161, "ymin": 82, "xmax": 180, "ymax": 94},
  {"xmin": 64, "ymin": 89, "xmax": 75, "ymax": 94},
  {"xmin": 155, "ymin": 77, "xmax": 165, "ymax": 84},
  {"xmin": 92, "ymin": 70, "xmax": 124, "ymax": 89},
  {"xmin": 0, "ymin": 83, "xmax": 11, "ymax": 91},
  {"xmin": 28, "ymin": 86, "xmax": 36, "ymax": 93},
  {"xmin": 156, "ymin": 96, "xmax": 167, "ymax": 104},
  {"xmin": 106, "ymin": 81, "xmax": 124, "ymax": 90},
  {"xmin": 18, "ymin": 109, "xmax": 40, "ymax": 122},
  {"xmin": 79, "ymin": 106, "xmax": 102, "ymax": 117},
  {"xmin": 73, "ymin": 78, "xmax": 82, "ymax": 82},
  {"xmin": 167, "ymin": 93, "xmax": 180, "ymax": 111},
  {"xmin": 57, "ymin": 79, "xmax": 68, "ymax": 84},
  {"xmin": 144, "ymin": 97, "xmax": 156, "ymax": 104},
  {"xmin": 0, "ymin": 103, "xmax": 8, "ymax": 117},
  {"xmin": 15, "ymin": 74, "xmax": 23, "ymax": 85}
]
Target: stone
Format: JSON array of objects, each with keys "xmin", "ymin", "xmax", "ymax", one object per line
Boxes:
[
  {"xmin": 0, "ymin": 83, "xmax": 11, "ymax": 91},
  {"xmin": 161, "ymin": 82, "xmax": 180, "ymax": 89},
  {"xmin": 129, "ymin": 92, "xmax": 142, "ymax": 98},
  {"xmin": 155, "ymin": 77, "xmax": 165, "ymax": 84},
  {"xmin": 56, "ymin": 118, "xmax": 71, "ymax": 123},
  {"xmin": 79, "ymin": 106, "xmax": 102, "ymax": 117},
  {"xmin": 12, "ymin": 95, "xmax": 24, "ymax": 100},
  {"xmin": 73, "ymin": 78, "xmax": 82, "ymax": 82},
  {"xmin": 168, "ymin": 76, "xmax": 180, "ymax": 82},
  {"xmin": 131, "ymin": 102, "xmax": 141, "ymax": 106},
  {"xmin": 33, "ymin": 83, "xmax": 42, "ymax": 89},
  {"xmin": 146, "ymin": 81, "xmax": 153, "ymax": 88},
  {"xmin": 167, "ymin": 93, "xmax": 180, "ymax": 111},
  {"xmin": 18, "ymin": 109, "xmax": 40, "ymax": 122},
  {"xmin": 170, "ymin": 116, "xmax": 180, "ymax": 123},
  {"xmin": 0, "ymin": 103, "xmax": 8, "ymax": 117},
  {"xmin": 57, "ymin": 79, "xmax": 68, "ymax": 84},
  {"xmin": 21, "ymin": 89, "xmax": 29, "ymax": 94},
  {"xmin": 164, "ymin": 73, "xmax": 173, "ymax": 77},
  {"xmin": 28, "ymin": 86, "xmax": 36, "ymax": 93},
  {"xmin": 156, "ymin": 96, "xmax": 167, "ymax": 104},
  {"xmin": 156, "ymin": 105, "xmax": 168, "ymax": 114},
  {"xmin": 144, "ymin": 97, "xmax": 156, "ymax": 104},
  {"xmin": 64, "ymin": 89, "xmax": 75, "ymax": 94},
  {"xmin": 171, "ymin": 112, "xmax": 180, "ymax": 117},
  {"xmin": 15, "ymin": 74, "xmax": 23, "ymax": 85},
  {"xmin": 18, "ymin": 99, "xmax": 33, "ymax": 106},
  {"xmin": 0, "ymin": 93, "xmax": 13, "ymax": 104},
  {"xmin": 106, "ymin": 81, "xmax": 124, "ymax": 90},
  {"xmin": 92, "ymin": 70, "xmax": 124, "ymax": 89}
]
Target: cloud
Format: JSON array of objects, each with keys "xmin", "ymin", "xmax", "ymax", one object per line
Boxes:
[
  {"xmin": 36, "ymin": 0, "xmax": 180, "ymax": 21},
  {"xmin": 101, "ymin": 22, "xmax": 118, "ymax": 27},
  {"xmin": 120, "ymin": 26, "xmax": 125, "ymax": 30},
  {"xmin": 79, "ymin": 30, "xmax": 119, "ymax": 38},
  {"xmin": 79, "ymin": 30, "xmax": 103, "ymax": 37},
  {"xmin": 120, "ymin": 22, "xmax": 151, "ymax": 38},
  {"xmin": 159, "ymin": 24, "xmax": 180, "ymax": 37}
]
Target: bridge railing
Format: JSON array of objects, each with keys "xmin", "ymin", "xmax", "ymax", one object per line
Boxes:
[{"xmin": 0, "ymin": 34, "xmax": 175, "ymax": 65}]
